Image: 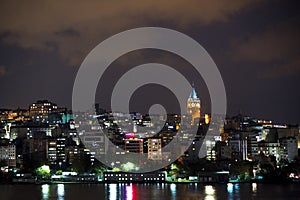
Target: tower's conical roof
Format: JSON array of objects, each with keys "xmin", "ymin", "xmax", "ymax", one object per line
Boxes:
[{"xmin": 189, "ymin": 85, "xmax": 198, "ymax": 99}]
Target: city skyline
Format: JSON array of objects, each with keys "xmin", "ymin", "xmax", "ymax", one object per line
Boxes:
[
  {"xmin": 1, "ymin": 96, "xmax": 299, "ymax": 179},
  {"xmin": 0, "ymin": 98, "xmax": 297, "ymax": 127}
]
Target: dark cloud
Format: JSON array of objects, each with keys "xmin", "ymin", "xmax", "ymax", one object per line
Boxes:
[
  {"xmin": 0, "ymin": 0, "xmax": 267, "ymax": 66},
  {"xmin": 258, "ymin": 59, "xmax": 300, "ymax": 79},
  {"xmin": 229, "ymin": 17, "xmax": 300, "ymax": 79},
  {"xmin": 0, "ymin": 65, "xmax": 6, "ymax": 77},
  {"xmin": 55, "ymin": 28, "xmax": 81, "ymax": 38}
]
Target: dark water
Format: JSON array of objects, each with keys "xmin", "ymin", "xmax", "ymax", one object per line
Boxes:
[{"xmin": 0, "ymin": 183, "xmax": 299, "ymax": 200}]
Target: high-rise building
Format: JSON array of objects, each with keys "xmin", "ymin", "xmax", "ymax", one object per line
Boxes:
[
  {"xmin": 187, "ymin": 85, "xmax": 200, "ymax": 125},
  {"xmin": 215, "ymin": 141, "xmax": 232, "ymax": 160},
  {"xmin": 47, "ymin": 139, "xmax": 57, "ymax": 165},
  {"xmin": 65, "ymin": 146, "xmax": 82, "ymax": 165},
  {"xmin": 206, "ymin": 140, "xmax": 216, "ymax": 161},
  {"xmin": 82, "ymin": 131, "xmax": 107, "ymax": 156},
  {"xmin": 125, "ymin": 138, "xmax": 143, "ymax": 154},
  {"xmin": 280, "ymin": 137, "xmax": 298, "ymax": 162},
  {"xmin": 22, "ymin": 138, "xmax": 48, "ymax": 167},
  {"xmin": 245, "ymin": 132, "xmax": 259, "ymax": 160},
  {"xmin": 56, "ymin": 137, "xmax": 66, "ymax": 162},
  {"xmin": 228, "ymin": 139, "xmax": 248, "ymax": 161},
  {"xmin": 184, "ymin": 140, "xmax": 202, "ymax": 162},
  {"xmin": 0, "ymin": 144, "xmax": 16, "ymax": 167},
  {"xmin": 148, "ymin": 138, "xmax": 162, "ymax": 160}
]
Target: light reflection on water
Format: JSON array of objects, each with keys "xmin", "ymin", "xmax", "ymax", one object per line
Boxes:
[
  {"xmin": 125, "ymin": 184, "xmax": 133, "ymax": 200},
  {"xmin": 41, "ymin": 183, "xmax": 65, "ymax": 200},
  {"xmin": 170, "ymin": 183, "xmax": 176, "ymax": 200},
  {"xmin": 252, "ymin": 183, "xmax": 257, "ymax": 193},
  {"xmin": 108, "ymin": 184, "xmax": 117, "ymax": 200},
  {"xmin": 205, "ymin": 185, "xmax": 216, "ymax": 200},
  {"xmin": 227, "ymin": 183, "xmax": 233, "ymax": 193},
  {"xmin": 41, "ymin": 184, "xmax": 49, "ymax": 199},
  {"xmin": 57, "ymin": 184, "xmax": 65, "ymax": 200},
  {"xmin": 20, "ymin": 182, "xmax": 299, "ymax": 200},
  {"xmin": 227, "ymin": 183, "xmax": 233, "ymax": 200}
]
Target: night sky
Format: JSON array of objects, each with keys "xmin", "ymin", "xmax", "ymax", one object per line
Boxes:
[{"xmin": 0, "ymin": 0, "xmax": 299, "ymax": 124}]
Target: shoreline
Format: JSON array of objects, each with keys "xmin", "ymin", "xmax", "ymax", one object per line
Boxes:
[{"xmin": 2, "ymin": 180, "xmax": 298, "ymax": 185}]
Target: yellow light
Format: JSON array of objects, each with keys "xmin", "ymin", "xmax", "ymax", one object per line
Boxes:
[{"xmin": 205, "ymin": 114, "xmax": 210, "ymax": 124}]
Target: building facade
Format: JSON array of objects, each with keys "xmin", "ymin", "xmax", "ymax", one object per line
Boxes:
[
  {"xmin": 0, "ymin": 144, "xmax": 16, "ymax": 167},
  {"xmin": 187, "ymin": 86, "xmax": 200, "ymax": 125}
]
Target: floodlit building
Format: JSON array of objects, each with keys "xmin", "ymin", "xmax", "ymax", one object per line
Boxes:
[
  {"xmin": 103, "ymin": 172, "xmax": 165, "ymax": 183},
  {"xmin": 187, "ymin": 85, "xmax": 200, "ymax": 125},
  {"xmin": 29, "ymin": 100, "xmax": 59, "ymax": 123},
  {"xmin": 148, "ymin": 138, "xmax": 162, "ymax": 160},
  {"xmin": 206, "ymin": 140, "xmax": 216, "ymax": 161},
  {"xmin": 258, "ymin": 141, "xmax": 281, "ymax": 161}
]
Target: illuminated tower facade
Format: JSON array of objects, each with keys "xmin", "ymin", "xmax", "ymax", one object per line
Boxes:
[{"xmin": 187, "ymin": 85, "xmax": 200, "ymax": 125}]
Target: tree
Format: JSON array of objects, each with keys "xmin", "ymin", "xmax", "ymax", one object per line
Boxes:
[
  {"xmin": 0, "ymin": 159, "xmax": 7, "ymax": 167},
  {"xmin": 112, "ymin": 167, "xmax": 120, "ymax": 172},
  {"xmin": 89, "ymin": 161, "xmax": 108, "ymax": 178},
  {"xmin": 121, "ymin": 162, "xmax": 135, "ymax": 172},
  {"xmin": 55, "ymin": 170, "xmax": 63, "ymax": 175},
  {"xmin": 71, "ymin": 154, "xmax": 91, "ymax": 173},
  {"xmin": 35, "ymin": 165, "xmax": 51, "ymax": 180},
  {"xmin": 230, "ymin": 161, "xmax": 252, "ymax": 181}
]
